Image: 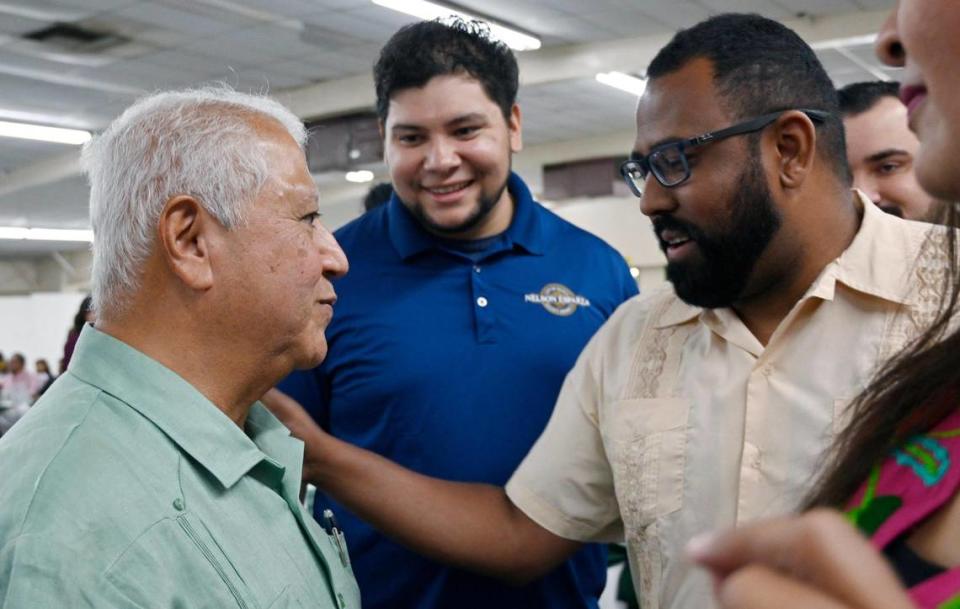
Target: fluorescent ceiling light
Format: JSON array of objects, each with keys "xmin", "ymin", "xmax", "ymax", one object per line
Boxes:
[
  {"xmin": 0, "ymin": 227, "xmax": 94, "ymax": 242},
  {"xmin": 595, "ymin": 72, "xmax": 647, "ymax": 97},
  {"xmin": 811, "ymin": 34, "xmax": 877, "ymax": 50},
  {"xmin": 345, "ymin": 170, "xmax": 375, "ymax": 183},
  {"xmin": 0, "ymin": 121, "xmax": 91, "ymax": 145},
  {"xmin": 371, "ymin": 0, "xmax": 541, "ymax": 51}
]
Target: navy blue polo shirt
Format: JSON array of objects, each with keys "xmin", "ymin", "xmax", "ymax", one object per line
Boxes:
[{"xmin": 280, "ymin": 173, "xmax": 638, "ymax": 609}]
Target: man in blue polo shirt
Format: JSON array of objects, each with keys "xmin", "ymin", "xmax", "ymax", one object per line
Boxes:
[{"xmin": 279, "ymin": 18, "xmax": 637, "ymax": 609}]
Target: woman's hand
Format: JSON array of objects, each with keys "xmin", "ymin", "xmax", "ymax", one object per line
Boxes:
[{"xmin": 688, "ymin": 509, "xmax": 916, "ymax": 609}]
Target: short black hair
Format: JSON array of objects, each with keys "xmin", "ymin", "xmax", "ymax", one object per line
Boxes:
[
  {"xmin": 647, "ymin": 13, "xmax": 849, "ymax": 184},
  {"xmin": 374, "ymin": 18, "xmax": 519, "ymax": 122},
  {"xmin": 363, "ymin": 182, "xmax": 393, "ymax": 212},
  {"xmin": 837, "ymin": 81, "xmax": 901, "ymax": 117}
]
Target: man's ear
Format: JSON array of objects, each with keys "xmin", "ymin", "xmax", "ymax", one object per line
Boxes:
[
  {"xmin": 768, "ymin": 111, "xmax": 818, "ymax": 191},
  {"xmin": 508, "ymin": 103, "xmax": 523, "ymax": 153},
  {"xmin": 157, "ymin": 195, "xmax": 215, "ymax": 291}
]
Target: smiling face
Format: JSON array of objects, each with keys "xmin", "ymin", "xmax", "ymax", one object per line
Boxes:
[
  {"xmin": 217, "ymin": 117, "xmax": 348, "ymax": 370},
  {"xmin": 844, "ymin": 96, "xmax": 936, "ymax": 220},
  {"xmin": 877, "ymin": 1, "xmax": 960, "ymax": 200},
  {"xmin": 383, "ymin": 73, "xmax": 522, "ymax": 240},
  {"xmin": 634, "ymin": 58, "xmax": 783, "ymax": 308}
]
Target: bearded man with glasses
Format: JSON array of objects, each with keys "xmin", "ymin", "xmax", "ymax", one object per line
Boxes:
[{"xmin": 263, "ymin": 13, "xmax": 952, "ymax": 609}]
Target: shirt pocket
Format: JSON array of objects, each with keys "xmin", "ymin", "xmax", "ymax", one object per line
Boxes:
[
  {"xmin": 604, "ymin": 398, "xmax": 689, "ymax": 532},
  {"xmin": 177, "ymin": 513, "xmax": 262, "ymax": 609}
]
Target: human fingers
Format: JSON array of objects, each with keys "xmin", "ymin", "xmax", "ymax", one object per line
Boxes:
[{"xmin": 688, "ymin": 509, "xmax": 914, "ymax": 609}]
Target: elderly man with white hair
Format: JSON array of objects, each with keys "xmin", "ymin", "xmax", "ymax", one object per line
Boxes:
[{"xmin": 0, "ymin": 87, "xmax": 357, "ymax": 608}]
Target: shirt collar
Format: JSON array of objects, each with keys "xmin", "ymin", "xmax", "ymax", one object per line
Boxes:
[
  {"xmin": 807, "ymin": 190, "xmax": 931, "ymax": 306},
  {"xmin": 387, "ymin": 172, "xmax": 545, "ymax": 260},
  {"xmin": 654, "ymin": 190, "xmax": 929, "ymax": 329},
  {"xmin": 67, "ymin": 325, "xmax": 301, "ymax": 491}
]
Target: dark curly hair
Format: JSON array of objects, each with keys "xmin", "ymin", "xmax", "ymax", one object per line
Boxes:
[{"xmin": 374, "ymin": 18, "xmax": 519, "ymax": 122}]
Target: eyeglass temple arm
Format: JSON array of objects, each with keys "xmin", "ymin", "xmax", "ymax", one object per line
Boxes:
[{"xmin": 691, "ymin": 109, "xmax": 832, "ymax": 146}]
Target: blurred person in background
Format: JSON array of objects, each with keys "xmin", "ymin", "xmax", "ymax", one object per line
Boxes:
[
  {"xmin": 839, "ymin": 80, "xmax": 944, "ymax": 223},
  {"xmin": 0, "ymin": 353, "xmax": 38, "ymax": 408},
  {"xmin": 61, "ymin": 295, "xmax": 93, "ymax": 372},
  {"xmin": 33, "ymin": 358, "xmax": 55, "ymax": 397},
  {"xmin": 0, "ymin": 353, "xmax": 38, "ymax": 435},
  {"xmin": 362, "ymin": 181, "xmax": 393, "ymax": 212}
]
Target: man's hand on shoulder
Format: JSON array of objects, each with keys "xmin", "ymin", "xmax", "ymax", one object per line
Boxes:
[{"xmin": 261, "ymin": 388, "xmax": 327, "ymax": 485}]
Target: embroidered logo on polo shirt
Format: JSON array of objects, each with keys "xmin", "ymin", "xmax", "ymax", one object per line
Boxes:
[{"xmin": 524, "ymin": 283, "xmax": 591, "ymax": 317}]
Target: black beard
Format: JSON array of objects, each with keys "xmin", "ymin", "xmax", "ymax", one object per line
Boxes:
[
  {"xmin": 407, "ymin": 176, "xmax": 510, "ymax": 237},
  {"xmin": 656, "ymin": 158, "xmax": 782, "ymax": 308}
]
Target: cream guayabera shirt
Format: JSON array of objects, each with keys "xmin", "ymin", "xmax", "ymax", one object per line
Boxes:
[
  {"xmin": 0, "ymin": 326, "xmax": 360, "ymax": 609},
  {"xmin": 506, "ymin": 194, "xmax": 950, "ymax": 609}
]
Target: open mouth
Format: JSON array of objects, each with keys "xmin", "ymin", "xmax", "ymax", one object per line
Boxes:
[
  {"xmin": 425, "ymin": 180, "xmax": 472, "ymax": 196},
  {"xmin": 659, "ymin": 228, "xmax": 691, "ymax": 250}
]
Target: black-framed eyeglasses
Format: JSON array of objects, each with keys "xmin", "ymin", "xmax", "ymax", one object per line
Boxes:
[{"xmin": 619, "ymin": 109, "xmax": 831, "ymax": 197}]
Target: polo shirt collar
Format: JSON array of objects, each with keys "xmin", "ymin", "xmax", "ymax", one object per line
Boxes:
[
  {"xmin": 654, "ymin": 190, "xmax": 926, "ymax": 329},
  {"xmin": 67, "ymin": 325, "xmax": 300, "ymax": 491},
  {"xmin": 387, "ymin": 172, "xmax": 545, "ymax": 260}
]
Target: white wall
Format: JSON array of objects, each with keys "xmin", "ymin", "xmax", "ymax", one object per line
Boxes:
[
  {"xmin": 0, "ymin": 292, "xmax": 87, "ymax": 371},
  {"xmin": 550, "ymin": 195, "xmax": 667, "ymax": 293}
]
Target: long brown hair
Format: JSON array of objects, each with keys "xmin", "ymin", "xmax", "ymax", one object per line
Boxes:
[{"xmin": 805, "ymin": 203, "xmax": 960, "ymax": 508}]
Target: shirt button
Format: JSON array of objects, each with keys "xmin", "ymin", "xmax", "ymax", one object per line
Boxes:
[
  {"xmin": 476, "ymin": 296, "xmax": 488, "ymax": 307},
  {"xmin": 762, "ymin": 364, "xmax": 773, "ymax": 376},
  {"xmin": 473, "ymin": 265, "xmax": 481, "ymax": 273},
  {"xmin": 172, "ymin": 498, "xmax": 184, "ymax": 511}
]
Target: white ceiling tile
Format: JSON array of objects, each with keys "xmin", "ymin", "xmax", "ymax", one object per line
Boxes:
[
  {"xmin": 185, "ymin": 34, "xmax": 289, "ymax": 66},
  {"xmin": 697, "ymin": 0, "xmax": 792, "ymax": 19},
  {"xmin": 583, "ymin": 10, "xmax": 670, "ymax": 38},
  {"xmin": 266, "ymin": 58, "xmax": 352, "ymax": 82},
  {"xmin": 47, "ymin": 0, "xmax": 142, "ymax": 10},
  {"xmin": 71, "ymin": 59, "xmax": 201, "ymax": 90},
  {"xmin": 0, "ymin": 14, "xmax": 53, "ymax": 36},
  {"xmin": 138, "ymin": 49, "xmax": 243, "ymax": 74},
  {"xmin": 223, "ymin": 23, "xmax": 329, "ymax": 60},
  {"xmin": 223, "ymin": 0, "xmax": 343, "ymax": 17},
  {"xmin": 774, "ymin": 0, "xmax": 860, "ymax": 16},
  {"xmin": 111, "ymin": 3, "xmax": 243, "ymax": 36},
  {"xmin": 642, "ymin": 0, "xmax": 715, "ymax": 29},
  {"xmin": 303, "ymin": 9, "xmax": 403, "ymax": 43}
]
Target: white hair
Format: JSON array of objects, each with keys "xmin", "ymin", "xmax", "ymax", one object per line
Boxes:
[{"xmin": 81, "ymin": 85, "xmax": 307, "ymax": 320}]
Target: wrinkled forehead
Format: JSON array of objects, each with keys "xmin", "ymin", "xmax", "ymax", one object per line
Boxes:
[{"xmin": 633, "ymin": 58, "xmax": 730, "ymax": 154}]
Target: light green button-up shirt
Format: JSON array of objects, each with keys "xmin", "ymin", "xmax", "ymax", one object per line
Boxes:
[{"xmin": 0, "ymin": 325, "xmax": 360, "ymax": 608}]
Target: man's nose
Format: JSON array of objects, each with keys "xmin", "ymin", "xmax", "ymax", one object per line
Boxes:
[
  {"xmin": 875, "ymin": 5, "xmax": 905, "ymax": 68},
  {"xmin": 638, "ymin": 177, "xmax": 679, "ymax": 218},
  {"xmin": 318, "ymin": 228, "xmax": 349, "ymax": 279},
  {"xmin": 423, "ymin": 137, "xmax": 459, "ymax": 172}
]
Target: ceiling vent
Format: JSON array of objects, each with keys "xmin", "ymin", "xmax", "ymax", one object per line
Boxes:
[{"xmin": 22, "ymin": 22, "xmax": 129, "ymax": 53}]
